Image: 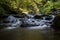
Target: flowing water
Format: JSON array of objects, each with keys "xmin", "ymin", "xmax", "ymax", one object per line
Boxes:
[{"xmin": 0, "ymin": 14, "xmax": 60, "ymax": 40}]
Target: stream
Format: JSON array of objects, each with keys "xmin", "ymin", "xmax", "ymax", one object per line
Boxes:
[{"xmin": 0, "ymin": 14, "xmax": 60, "ymax": 40}]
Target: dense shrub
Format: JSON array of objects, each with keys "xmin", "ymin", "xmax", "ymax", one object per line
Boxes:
[{"xmin": 0, "ymin": 0, "xmax": 60, "ymax": 15}]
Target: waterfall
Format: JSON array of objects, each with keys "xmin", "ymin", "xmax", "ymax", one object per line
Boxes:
[
  {"xmin": 0, "ymin": 15, "xmax": 22, "ymax": 30},
  {"xmin": 0, "ymin": 14, "xmax": 55, "ymax": 30}
]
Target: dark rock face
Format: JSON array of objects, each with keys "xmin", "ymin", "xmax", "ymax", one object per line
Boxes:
[
  {"xmin": 51, "ymin": 9, "xmax": 60, "ymax": 15},
  {"xmin": 33, "ymin": 15, "xmax": 42, "ymax": 19},
  {"xmin": 45, "ymin": 16, "xmax": 52, "ymax": 20},
  {"xmin": 51, "ymin": 15, "xmax": 60, "ymax": 31},
  {"xmin": 13, "ymin": 14, "xmax": 27, "ymax": 18},
  {"xmin": 0, "ymin": 15, "xmax": 9, "ymax": 24}
]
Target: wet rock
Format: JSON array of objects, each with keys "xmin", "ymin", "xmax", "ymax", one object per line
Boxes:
[
  {"xmin": 39, "ymin": 20, "xmax": 51, "ymax": 26},
  {"xmin": 51, "ymin": 14, "xmax": 60, "ymax": 31},
  {"xmin": 0, "ymin": 15, "xmax": 9, "ymax": 29},
  {"xmin": 20, "ymin": 15, "xmax": 55, "ymax": 27},
  {"xmin": 33, "ymin": 15, "xmax": 42, "ymax": 19},
  {"xmin": 21, "ymin": 18, "xmax": 40, "ymax": 27},
  {"xmin": 51, "ymin": 9, "xmax": 60, "ymax": 15},
  {"xmin": 45, "ymin": 16, "xmax": 52, "ymax": 20},
  {"xmin": 0, "ymin": 15, "xmax": 8, "ymax": 22},
  {"xmin": 26, "ymin": 14, "xmax": 34, "ymax": 18},
  {"xmin": 41, "ymin": 14, "xmax": 49, "ymax": 17},
  {"xmin": 7, "ymin": 15, "xmax": 22, "ymax": 27},
  {"xmin": 13, "ymin": 14, "xmax": 27, "ymax": 18},
  {"xmin": 0, "ymin": 14, "xmax": 55, "ymax": 29},
  {"xmin": 0, "ymin": 15, "xmax": 22, "ymax": 27}
]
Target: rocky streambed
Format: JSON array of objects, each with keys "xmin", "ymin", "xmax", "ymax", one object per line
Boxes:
[
  {"xmin": 0, "ymin": 14, "xmax": 60, "ymax": 40},
  {"xmin": 0, "ymin": 14, "xmax": 55, "ymax": 30}
]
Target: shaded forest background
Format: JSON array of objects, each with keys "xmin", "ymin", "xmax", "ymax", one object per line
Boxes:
[{"xmin": 0, "ymin": 0, "xmax": 60, "ymax": 16}]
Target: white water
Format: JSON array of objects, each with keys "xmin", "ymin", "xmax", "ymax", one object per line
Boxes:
[{"xmin": 0, "ymin": 15, "xmax": 55, "ymax": 30}]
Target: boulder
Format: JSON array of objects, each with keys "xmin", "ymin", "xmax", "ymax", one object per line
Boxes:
[
  {"xmin": 45, "ymin": 16, "xmax": 52, "ymax": 20},
  {"xmin": 51, "ymin": 14, "xmax": 60, "ymax": 31},
  {"xmin": 33, "ymin": 15, "xmax": 42, "ymax": 19},
  {"xmin": 0, "ymin": 15, "xmax": 22, "ymax": 28}
]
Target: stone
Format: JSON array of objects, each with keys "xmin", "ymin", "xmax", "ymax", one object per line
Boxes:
[
  {"xmin": 51, "ymin": 14, "xmax": 60, "ymax": 31},
  {"xmin": 33, "ymin": 15, "xmax": 42, "ymax": 19},
  {"xmin": 21, "ymin": 18, "xmax": 40, "ymax": 27},
  {"xmin": 45, "ymin": 16, "xmax": 52, "ymax": 20}
]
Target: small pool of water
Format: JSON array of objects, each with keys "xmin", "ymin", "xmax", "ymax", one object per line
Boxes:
[
  {"xmin": 0, "ymin": 27, "xmax": 54, "ymax": 40},
  {"xmin": 0, "ymin": 14, "xmax": 60, "ymax": 40}
]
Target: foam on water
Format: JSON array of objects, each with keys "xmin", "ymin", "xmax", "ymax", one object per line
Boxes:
[
  {"xmin": 27, "ymin": 25, "xmax": 50, "ymax": 29},
  {"xmin": 0, "ymin": 15, "xmax": 55, "ymax": 30}
]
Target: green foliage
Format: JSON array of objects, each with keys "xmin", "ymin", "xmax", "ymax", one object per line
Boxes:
[
  {"xmin": 0, "ymin": 0, "xmax": 60, "ymax": 15},
  {"xmin": 40, "ymin": 1, "xmax": 54, "ymax": 14},
  {"xmin": 53, "ymin": 1, "xmax": 60, "ymax": 9},
  {"xmin": 0, "ymin": 5, "xmax": 8, "ymax": 16},
  {"xmin": 40, "ymin": 0, "xmax": 60, "ymax": 14}
]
